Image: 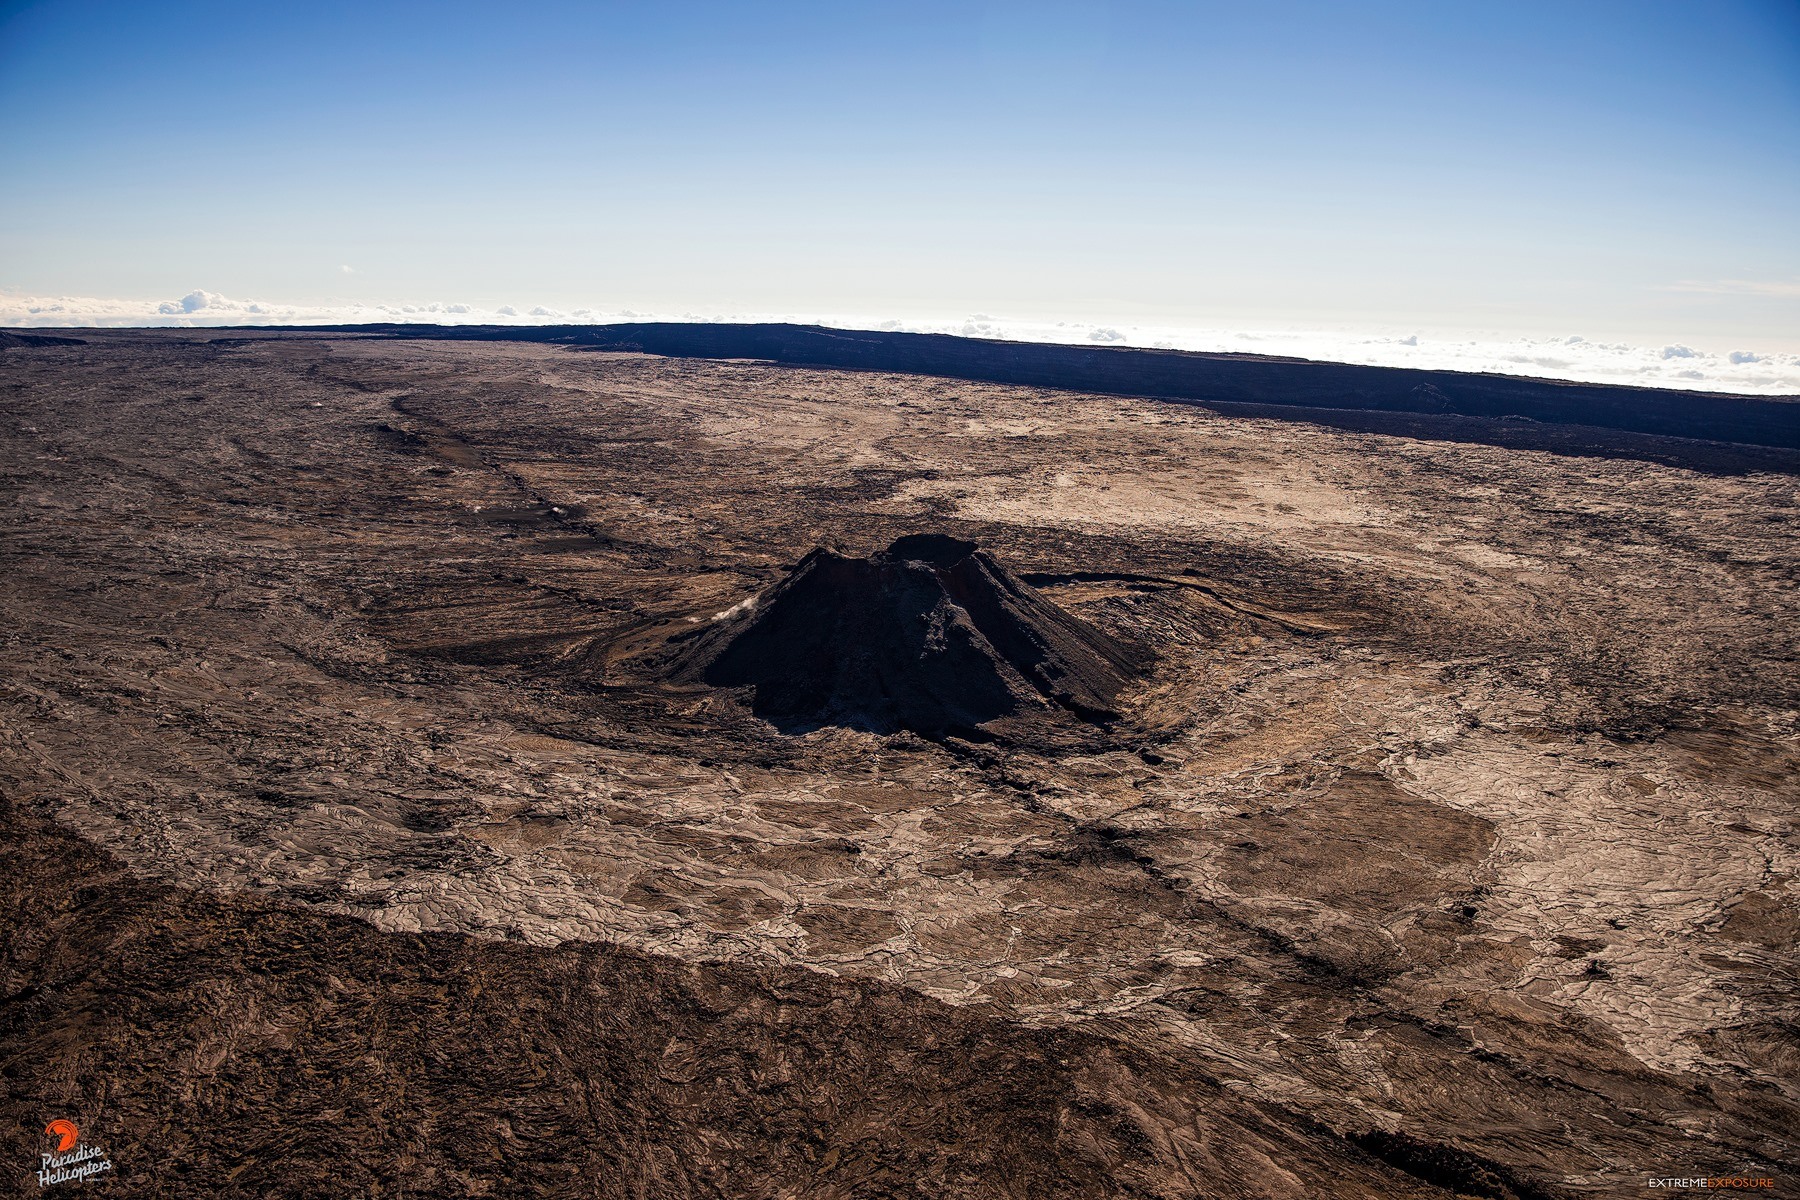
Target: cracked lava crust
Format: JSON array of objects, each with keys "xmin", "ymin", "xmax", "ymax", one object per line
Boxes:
[{"xmin": 1, "ymin": 329, "xmax": 1796, "ymax": 1198}]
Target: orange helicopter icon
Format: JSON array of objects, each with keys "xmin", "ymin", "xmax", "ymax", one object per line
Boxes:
[{"xmin": 45, "ymin": 1119, "xmax": 79, "ymax": 1154}]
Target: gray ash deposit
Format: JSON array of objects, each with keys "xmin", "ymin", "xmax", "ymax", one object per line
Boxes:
[{"xmin": 661, "ymin": 534, "xmax": 1151, "ymax": 736}]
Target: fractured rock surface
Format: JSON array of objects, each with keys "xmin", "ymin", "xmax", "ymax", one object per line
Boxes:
[{"xmin": 1, "ymin": 331, "xmax": 1796, "ymax": 1197}]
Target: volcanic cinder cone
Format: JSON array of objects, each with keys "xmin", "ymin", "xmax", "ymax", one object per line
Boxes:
[{"xmin": 664, "ymin": 534, "xmax": 1150, "ymax": 736}]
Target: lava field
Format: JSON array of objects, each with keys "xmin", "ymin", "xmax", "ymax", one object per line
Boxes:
[{"xmin": 2, "ymin": 329, "xmax": 1796, "ymax": 1197}]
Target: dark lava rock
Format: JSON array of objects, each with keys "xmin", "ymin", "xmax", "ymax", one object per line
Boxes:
[
  {"xmin": 0, "ymin": 330, "xmax": 86, "ymax": 349},
  {"xmin": 663, "ymin": 534, "xmax": 1150, "ymax": 736}
]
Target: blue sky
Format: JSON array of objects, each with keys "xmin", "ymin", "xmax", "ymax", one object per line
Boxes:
[{"xmin": 3, "ymin": 0, "xmax": 1798, "ymax": 371}]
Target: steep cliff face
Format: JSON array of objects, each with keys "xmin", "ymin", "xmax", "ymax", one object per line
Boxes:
[{"xmin": 661, "ymin": 534, "xmax": 1150, "ymax": 736}]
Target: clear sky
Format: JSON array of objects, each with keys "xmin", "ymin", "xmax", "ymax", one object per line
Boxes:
[{"xmin": 3, "ymin": 0, "xmax": 1798, "ymax": 372}]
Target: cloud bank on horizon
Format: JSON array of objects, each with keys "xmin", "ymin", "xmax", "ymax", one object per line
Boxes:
[{"xmin": 5, "ymin": 288, "xmax": 1798, "ymax": 398}]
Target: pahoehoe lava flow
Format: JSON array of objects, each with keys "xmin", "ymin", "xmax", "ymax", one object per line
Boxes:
[{"xmin": 1, "ymin": 329, "xmax": 1795, "ymax": 1198}]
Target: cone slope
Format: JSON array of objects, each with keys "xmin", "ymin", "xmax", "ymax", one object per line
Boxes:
[{"xmin": 663, "ymin": 535, "xmax": 1149, "ymax": 737}]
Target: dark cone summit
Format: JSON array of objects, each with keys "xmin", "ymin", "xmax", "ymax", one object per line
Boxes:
[{"xmin": 663, "ymin": 534, "xmax": 1150, "ymax": 736}]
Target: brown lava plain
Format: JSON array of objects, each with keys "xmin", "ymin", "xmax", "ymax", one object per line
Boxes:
[{"xmin": 2, "ymin": 330, "xmax": 1797, "ymax": 1197}]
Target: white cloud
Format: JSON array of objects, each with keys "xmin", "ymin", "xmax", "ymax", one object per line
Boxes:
[
  {"xmin": 157, "ymin": 289, "xmax": 224, "ymax": 315},
  {"xmin": 340, "ymin": 265, "xmax": 355, "ymax": 275},
  {"xmin": 5, "ymin": 290, "xmax": 1798, "ymax": 395},
  {"xmin": 0, "ymin": 289, "xmax": 607, "ymax": 330},
  {"xmin": 855, "ymin": 318, "xmax": 1796, "ymax": 396}
]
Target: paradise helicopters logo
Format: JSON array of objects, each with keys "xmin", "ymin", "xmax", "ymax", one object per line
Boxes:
[{"xmin": 38, "ymin": 1119, "xmax": 112, "ymax": 1188}]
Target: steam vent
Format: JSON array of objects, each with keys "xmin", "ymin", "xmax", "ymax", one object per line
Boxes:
[{"xmin": 665, "ymin": 534, "xmax": 1151, "ymax": 736}]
